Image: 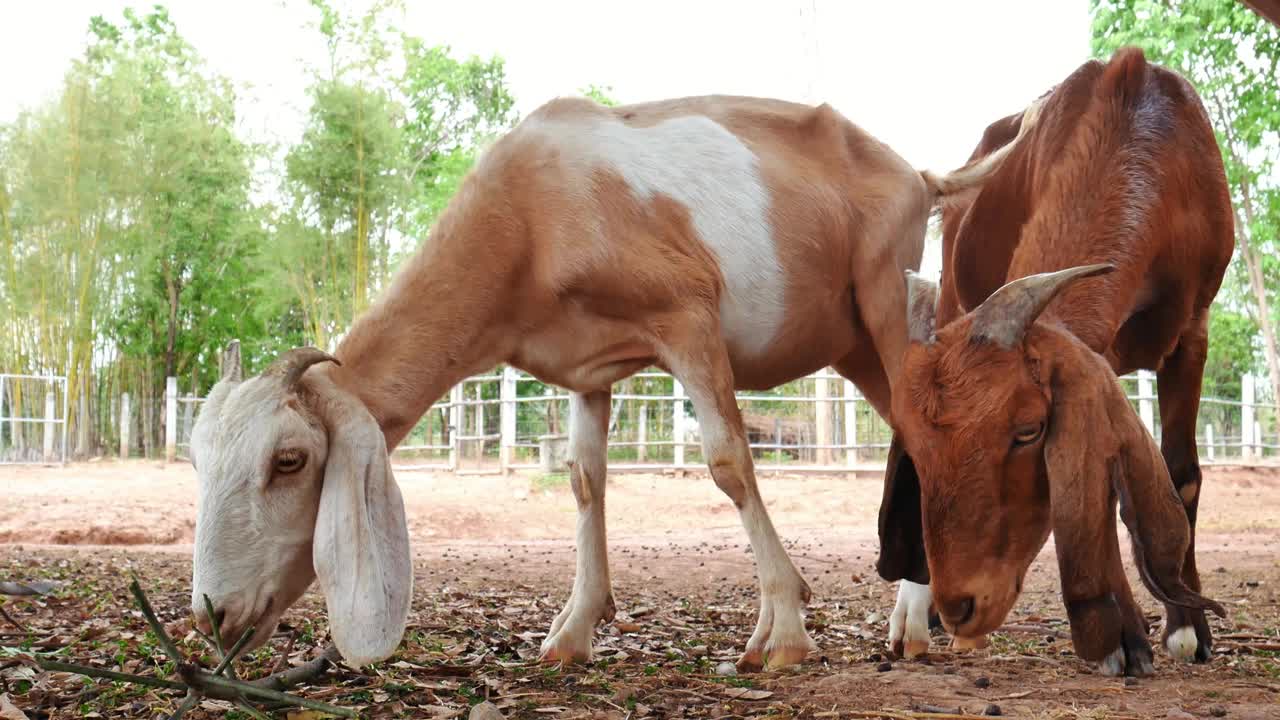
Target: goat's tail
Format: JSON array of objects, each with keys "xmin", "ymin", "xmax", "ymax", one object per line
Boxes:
[{"xmin": 920, "ymin": 94, "xmax": 1046, "ymax": 199}]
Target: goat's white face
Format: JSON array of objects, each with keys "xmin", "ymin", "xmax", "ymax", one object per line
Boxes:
[{"xmin": 189, "ymin": 343, "xmax": 412, "ymax": 667}]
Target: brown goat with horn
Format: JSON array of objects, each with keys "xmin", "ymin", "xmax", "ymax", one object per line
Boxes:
[{"xmin": 875, "ymin": 47, "xmax": 1234, "ymax": 677}]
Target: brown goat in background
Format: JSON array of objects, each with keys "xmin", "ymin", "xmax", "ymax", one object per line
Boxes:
[{"xmin": 875, "ymin": 47, "xmax": 1234, "ymax": 676}]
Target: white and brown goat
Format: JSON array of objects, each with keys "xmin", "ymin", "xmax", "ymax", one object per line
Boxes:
[{"xmin": 188, "ymin": 94, "xmax": 1035, "ymax": 669}]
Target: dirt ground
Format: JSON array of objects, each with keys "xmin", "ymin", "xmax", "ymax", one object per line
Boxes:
[{"xmin": 0, "ymin": 461, "xmax": 1277, "ymax": 719}]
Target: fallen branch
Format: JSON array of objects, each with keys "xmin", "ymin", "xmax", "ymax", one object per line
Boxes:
[
  {"xmin": 32, "ymin": 577, "xmax": 354, "ymax": 718},
  {"xmin": 0, "ymin": 604, "xmax": 26, "ymax": 633},
  {"xmin": 0, "ymin": 581, "xmax": 57, "ymax": 597},
  {"xmin": 1220, "ymin": 641, "xmax": 1280, "ymax": 652},
  {"xmin": 842, "ymin": 710, "xmax": 995, "ymax": 720},
  {"xmin": 996, "ymin": 623, "xmax": 1069, "ymax": 640}
]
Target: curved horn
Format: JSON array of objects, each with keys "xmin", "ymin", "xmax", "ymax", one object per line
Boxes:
[
  {"xmin": 905, "ymin": 270, "xmax": 940, "ymax": 345},
  {"xmin": 265, "ymin": 347, "xmax": 341, "ymax": 390},
  {"xmin": 220, "ymin": 340, "xmax": 242, "ymax": 383},
  {"xmin": 969, "ymin": 264, "xmax": 1116, "ymax": 348}
]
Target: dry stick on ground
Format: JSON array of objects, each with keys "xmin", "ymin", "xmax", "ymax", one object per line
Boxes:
[
  {"xmin": 0, "ymin": 603, "xmax": 27, "ymax": 633},
  {"xmin": 32, "ymin": 578, "xmax": 355, "ymax": 719}
]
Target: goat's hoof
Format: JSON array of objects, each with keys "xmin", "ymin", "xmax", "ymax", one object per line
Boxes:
[
  {"xmin": 735, "ymin": 649, "xmax": 765, "ymax": 674},
  {"xmin": 763, "ymin": 638, "xmax": 818, "ymax": 670},
  {"xmin": 948, "ymin": 634, "xmax": 990, "ymax": 652},
  {"xmin": 539, "ymin": 634, "xmax": 592, "ymax": 666},
  {"xmin": 892, "ymin": 636, "xmax": 930, "ymax": 660},
  {"xmin": 1164, "ymin": 625, "xmax": 1206, "ymax": 663},
  {"xmin": 1097, "ymin": 635, "xmax": 1155, "ymax": 677},
  {"xmin": 1162, "ymin": 616, "xmax": 1212, "ymax": 663}
]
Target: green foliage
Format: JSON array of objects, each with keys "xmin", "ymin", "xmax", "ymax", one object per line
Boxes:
[
  {"xmin": 0, "ymin": 2, "xmax": 521, "ymax": 456},
  {"xmin": 580, "ymin": 84, "xmax": 618, "ymax": 106}
]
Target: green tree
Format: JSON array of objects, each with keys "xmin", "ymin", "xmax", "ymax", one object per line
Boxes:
[{"xmin": 1092, "ymin": 0, "xmax": 1280, "ymax": 408}]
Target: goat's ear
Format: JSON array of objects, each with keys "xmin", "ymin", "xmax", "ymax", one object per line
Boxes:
[
  {"xmin": 312, "ymin": 392, "xmax": 412, "ymax": 667},
  {"xmin": 876, "ymin": 434, "xmax": 930, "ymax": 584},
  {"xmin": 1041, "ymin": 341, "xmax": 1224, "ymax": 646}
]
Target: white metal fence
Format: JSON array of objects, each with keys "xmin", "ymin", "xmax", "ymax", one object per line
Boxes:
[
  {"xmin": 0, "ymin": 373, "xmax": 69, "ymax": 465},
  {"xmin": 163, "ymin": 367, "xmax": 1279, "ymax": 474}
]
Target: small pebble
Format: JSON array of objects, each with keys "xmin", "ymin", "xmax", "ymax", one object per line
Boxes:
[
  {"xmin": 1124, "ymin": 676, "xmax": 1139, "ymax": 687},
  {"xmin": 877, "ymin": 661, "xmax": 893, "ymax": 672},
  {"xmin": 983, "ymin": 704, "xmax": 1002, "ymax": 716},
  {"xmin": 974, "ymin": 676, "xmax": 991, "ymax": 689},
  {"xmin": 1208, "ymin": 706, "xmax": 1227, "ymax": 718},
  {"xmin": 868, "ymin": 652, "xmax": 883, "ymax": 663},
  {"xmin": 469, "ymin": 702, "xmax": 505, "ymax": 720},
  {"xmin": 715, "ymin": 661, "xmax": 737, "ymax": 676},
  {"xmin": 865, "ymin": 612, "xmax": 884, "ymax": 624},
  {"xmin": 942, "ymin": 666, "xmax": 958, "ymax": 675}
]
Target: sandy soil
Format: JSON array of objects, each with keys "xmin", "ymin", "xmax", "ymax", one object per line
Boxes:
[{"xmin": 1, "ymin": 462, "xmax": 1278, "ymax": 719}]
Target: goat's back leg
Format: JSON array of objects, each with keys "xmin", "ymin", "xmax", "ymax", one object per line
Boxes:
[
  {"xmin": 662, "ymin": 322, "xmax": 816, "ymax": 672},
  {"xmin": 540, "ymin": 390, "xmax": 616, "ymax": 664},
  {"xmin": 1155, "ymin": 312, "xmax": 1213, "ymax": 662},
  {"xmin": 833, "ymin": 350, "xmax": 936, "ymax": 659}
]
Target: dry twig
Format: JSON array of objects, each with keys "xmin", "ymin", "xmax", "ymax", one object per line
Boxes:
[{"xmin": 33, "ymin": 577, "xmax": 354, "ymax": 718}]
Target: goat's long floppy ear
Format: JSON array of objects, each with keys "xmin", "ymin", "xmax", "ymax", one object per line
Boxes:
[
  {"xmin": 876, "ymin": 434, "xmax": 929, "ymax": 584},
  {"xmin": 1043, "ymin": 346, "xmax": 1225, "ymax": 635},
  {"xmin": 876, "ymin": 270, "xmax": 938, "ymax": 584},
  {"xmin": 313, "ymin": 395, "xmax": 412, "ymax": 667}
]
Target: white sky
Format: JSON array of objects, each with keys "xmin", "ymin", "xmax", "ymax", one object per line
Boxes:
[{"xmin": 1, "ymin": 0, "xmax": 1092, "ymax": 277}]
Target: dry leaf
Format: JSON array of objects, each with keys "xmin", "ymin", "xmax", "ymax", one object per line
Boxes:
[
  {"xmin": 614, "ymin": 622, "xmax": 642, "ymax": 633},
  {"xmin": 723, "ymin": 688, "xmax": 773, "ymax": 701},
  {"xmin": 0, "ymin": 694, "xmax": 30, "ymax": 720}
]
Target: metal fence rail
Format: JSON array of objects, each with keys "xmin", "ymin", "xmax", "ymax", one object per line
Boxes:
[
  {"xmin": 0, "ymin": 373, "xmax": 69, "ymax": 465},
  {"xmin": 158, "ymin": 366, "xmax": 1279, "ymax": 474}
]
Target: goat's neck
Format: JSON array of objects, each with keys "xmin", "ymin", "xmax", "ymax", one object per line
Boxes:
[{"xmin": 325, "ymin": 224, "xmax": 512, "ymax": 449}]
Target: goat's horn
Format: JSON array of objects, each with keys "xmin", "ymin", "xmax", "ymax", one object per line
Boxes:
[
  {"xmin": 220, "ymin": 339, "xmax": 243, "ymax": 383},
  {"xmin": 969, "ymin": 264, "xmax": 1115, "ymax": 347},
  {"xmin": 905, "ymin": 270, "xmax": 940, "ymax": 345},
  {"xmin": 266, "ymin": 346, "xmax": 341, "ymax": 390}
]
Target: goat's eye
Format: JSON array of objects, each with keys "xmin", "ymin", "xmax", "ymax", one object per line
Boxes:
[
  {"xmin": 275, "ymin": 450, "xmax": 307, "ymax": 475},
  {"xmin": 1013, "ymin": 422, "xmax": 1045, "ymax": 446}
]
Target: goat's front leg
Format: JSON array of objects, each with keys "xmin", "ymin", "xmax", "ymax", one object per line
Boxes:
[
  {"xmin": 540, "ymin": 390, "xmax": 616, "ymax": 664},
  {"xmin": 664, "ymin": 335, "xmax": 816, "ymax": 672}
]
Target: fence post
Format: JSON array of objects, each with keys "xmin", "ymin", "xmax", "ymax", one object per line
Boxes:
[
  {"xmin": 1137, "ymin": 370, "xmax": 1155, "ymax": 435},
  {"xmin": 815, "ymin": 371, "xmax": 831, "ymax": 465},
  {"xmin": 500, "ymin": 367, "xmax": 517, "ymax": 473},
  {"xmin": 637, "ymin": 403, "xmax": 648, "ymax": 462},
  {"xmin": 120, "ymin": 392, "xmax": 131, "ymax": 459},
  {"xmin": 1205, "ymin": 424, "xmax": 1215, "ymax": 462},
  {"xmin": 474, "ymin": 382, "xmax": 485, "ymax": 462},
  {"xmin": 1256, "ymin": 421, "xmax": 1263, "ymax": 458},
  {"xmin": 0, "ymin": 377, "xmax": 6, "ymax": 451},
  {"xmin": 844, "ymin": 379, "xmax": 858, "ymax": 468},
  {"xmin": 1242, "ymin": 374, "xmax": 1255, "ymax": 460},
  {"xmin": 673, "ymin": 379, "xmax": 686, "ymax": 467},
  {"xmin": 165, "ymin": 376, "xmax": 178, "ymax": 463},
  {"xmin": 42, "ymin": 391, "xmax": 56, "ymax": 463},
  {"xmin": 448, "ymin": 384, "xmax": 463, "ymax": 471}
]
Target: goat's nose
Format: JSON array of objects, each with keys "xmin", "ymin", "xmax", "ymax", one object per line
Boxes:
[
  {"xmin": 192, "ymin": 602, "xmax": 228, "ymax": 637},
  {"xmin": 937, "ymin": 595, "xmax": 976, "ymax": 628}
]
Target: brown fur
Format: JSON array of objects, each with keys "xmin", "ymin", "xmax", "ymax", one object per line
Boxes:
[{"xmin": 877, "ymin": 47, "xmax": 1233, "ymax": 672}]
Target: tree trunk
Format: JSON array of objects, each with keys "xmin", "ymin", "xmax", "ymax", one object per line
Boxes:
[
  {"xmin": 164, "ymin": 269, "xmax": 180, "ymax": 379},
  {"xmin": 1235, "ymin": 179, "xmax": 1280, "ymax": 408}
]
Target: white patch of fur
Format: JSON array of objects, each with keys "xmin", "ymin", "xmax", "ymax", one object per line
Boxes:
[
  {"xmin": 889, "ymin": 581, "xmax": 933, "ymax": 658},
  {"xmin": 535, "ymin": 114, "xmax": 783, "ymax": 356},
  {"xmin": 1166, "ymin": 626, "xmax": 1198, "ymax": 662},
  {"xmin": 1099, "ymin": 646, "xmax": 1126, "ymax": 676}
]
